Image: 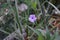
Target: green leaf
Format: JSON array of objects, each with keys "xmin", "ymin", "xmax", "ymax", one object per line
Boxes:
[
  {"xmin": 45, "ymin": 26, "xmax": 51, "ymax": 40},
  {"xmin": 28, "ymin": 25, "xmax": 40, "ymax": 35},
  {"xmin": 1, "ymin": 3, "xmax": 8, "ymax": 8},
  {"xmin": 31, "ymin": 2, "xmax": 37, "ymax": 9},
  {"xmin": 38, "ymin": 34, "xmax": 44, "ymax": 40}
]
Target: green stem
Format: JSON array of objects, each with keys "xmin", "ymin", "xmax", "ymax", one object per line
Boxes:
[{"xmin": 15, "ymin": 0, "xmax": 22, "ymax": 33}]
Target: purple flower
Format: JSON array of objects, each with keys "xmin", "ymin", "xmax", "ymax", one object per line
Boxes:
[{"xmin": 29, "ymin": 14, "xmax": 37, "ymax": 23}]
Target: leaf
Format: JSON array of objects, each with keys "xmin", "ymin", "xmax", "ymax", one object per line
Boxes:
[
  {"xmin": 1, "ymin": 3, "xmax": 8, "ymax": 8},
  {"xmin": 28, "ymin": 25, "xmax": 40, "ymax": 35},
  {"xmin": 31, "ymin": 2, "xmax": 37, "ymax": 9},
  {"xmin": 38, "ymin": 34, "xmax": 44, "ymax": 40},
  {"xmin": 45, "ymin": 26, "xmax": 51, "ymax": 40},
  {"xmin": 27, "ymin": 25, "xmax": 44, "ymax": 40},
  {"xmin": 37, "ymin": 29, "xmax": 46, "ymax": 36}
]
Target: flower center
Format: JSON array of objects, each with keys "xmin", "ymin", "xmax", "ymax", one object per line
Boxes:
[{"xmin": 32, "ymin": 17, "xmax": 34, "ymax": 19}]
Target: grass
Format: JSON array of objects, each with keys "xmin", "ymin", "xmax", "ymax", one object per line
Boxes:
[{"xmin": 0, "ymin": 0, "xmax": 60, "ymax": 40}]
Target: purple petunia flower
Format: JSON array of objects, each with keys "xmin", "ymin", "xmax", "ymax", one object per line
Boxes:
[{"xmin": 29, "ymin": 14, "xmax": 37, "ymax": 23}]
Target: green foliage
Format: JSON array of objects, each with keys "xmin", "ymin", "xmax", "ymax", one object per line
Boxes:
[
  {"xmin": 38, "ymin": 34, "xmax": 44, "ymax": 40},
  {"xmin": 0, "ymin": 0, "xmax": 60, "ymax": 40}
]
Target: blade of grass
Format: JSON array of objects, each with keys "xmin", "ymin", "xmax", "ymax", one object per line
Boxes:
[
  {"xmin": 0, "ymin": 28, "xmax": 10, "ymax": 34},
  {"xmin": 48, "ymin": 2, "xmax": 60, "ymax": 13},
  {"xmin": 27, "ymin": 25, "xmax": 40, "ymax": 35},
  {"xmin": 15, "ymin": 0, "xmax": 22, "ymax": 33}
]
